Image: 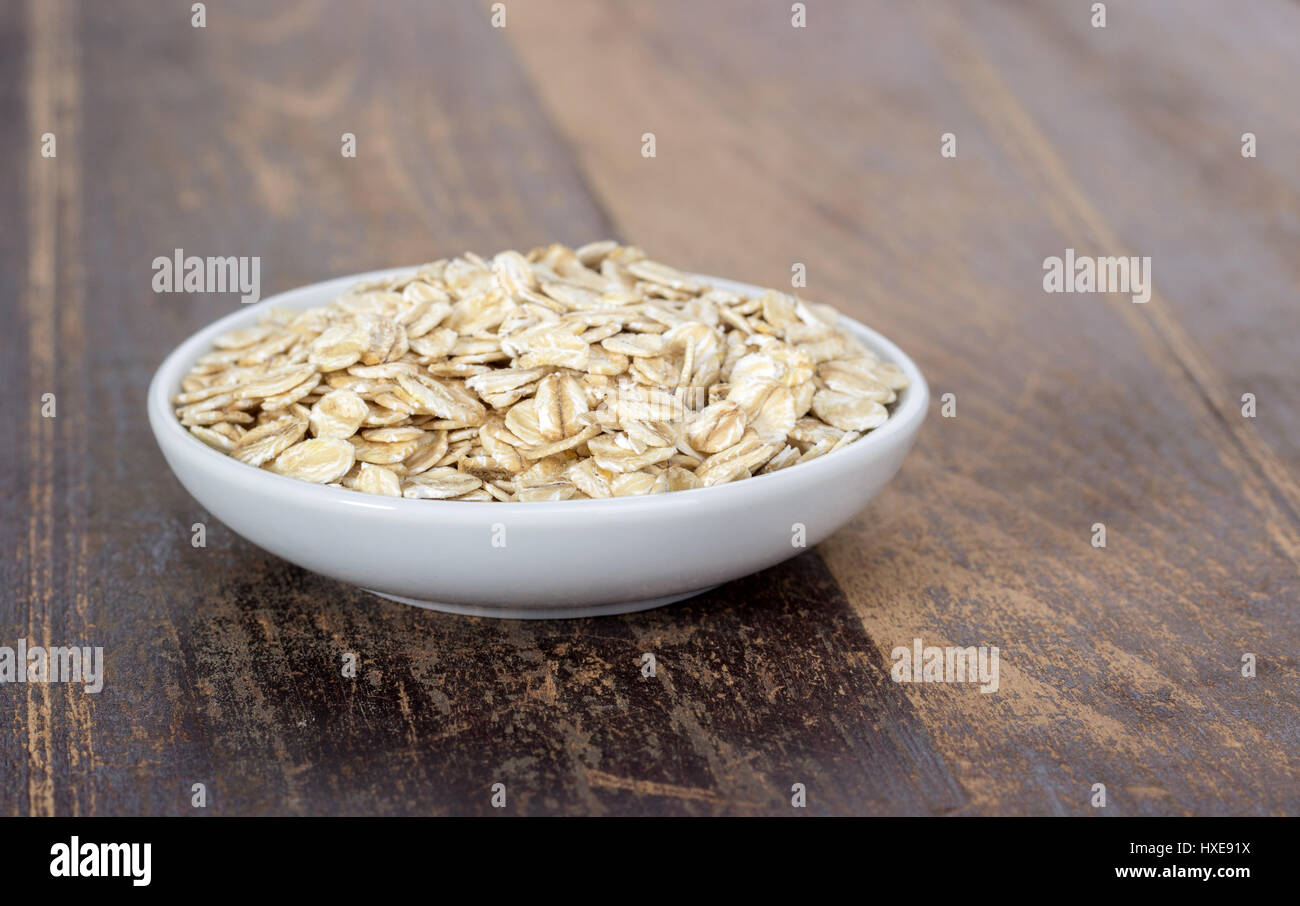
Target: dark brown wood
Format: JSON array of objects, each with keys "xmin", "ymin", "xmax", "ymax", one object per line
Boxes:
[{"xmin": 3, "ymin": 0, "xmax": 1296, "ymax": 816}]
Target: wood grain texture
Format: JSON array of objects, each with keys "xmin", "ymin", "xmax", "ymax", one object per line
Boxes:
[{"xmin": 2, "ymin": 0, "xmax": 1296, "ymax": 816}]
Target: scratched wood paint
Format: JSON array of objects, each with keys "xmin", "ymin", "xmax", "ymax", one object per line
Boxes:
[{"xmin": 2, "ymin": 0, "xmax": 1296, "ymax": 816}]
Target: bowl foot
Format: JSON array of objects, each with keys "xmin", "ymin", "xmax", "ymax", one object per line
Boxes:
[{"xmin": 365, "ymin": 586, "xmax": 720, "ymax": 620}]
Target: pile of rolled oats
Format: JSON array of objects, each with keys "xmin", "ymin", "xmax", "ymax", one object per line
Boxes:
[{"xmin": 173, "ymin": 242, "xmax": 908, "ymax": 501}]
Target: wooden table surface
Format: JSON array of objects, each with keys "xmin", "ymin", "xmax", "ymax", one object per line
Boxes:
[{"xmin": 4, "ymin": 0, "xmax": 1297, "ymax": 816}]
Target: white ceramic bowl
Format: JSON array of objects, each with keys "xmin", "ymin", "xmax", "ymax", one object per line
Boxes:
[{"xmin": 148, "ymin": 268, "xmax": 928, "ymax": 619}]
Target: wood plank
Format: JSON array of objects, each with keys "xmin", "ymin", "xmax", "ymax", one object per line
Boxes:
[{"xmin": 1, "ymin": 0, "xmax": 35, "ymax": 818}]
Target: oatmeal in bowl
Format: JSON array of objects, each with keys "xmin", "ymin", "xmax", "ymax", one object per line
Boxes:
[{"xmin": 171, "ymin": 242, "xmax": 910, "ymax": 503}]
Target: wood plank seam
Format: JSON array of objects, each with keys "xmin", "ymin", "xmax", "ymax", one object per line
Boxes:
[{"xmin": 23, "ymin": 0, "xmax": 62, "ymax": 818}]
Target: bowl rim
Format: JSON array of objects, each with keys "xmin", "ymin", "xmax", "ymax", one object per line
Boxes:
[{"xmin": 148, "ymin": 266, "xmax": 929, "ymax": 516}]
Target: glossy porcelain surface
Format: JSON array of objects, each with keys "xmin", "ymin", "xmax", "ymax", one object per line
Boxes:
[{"xmin": 148, "ymin": 269, "xmax": 928, "ymax": 618}]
